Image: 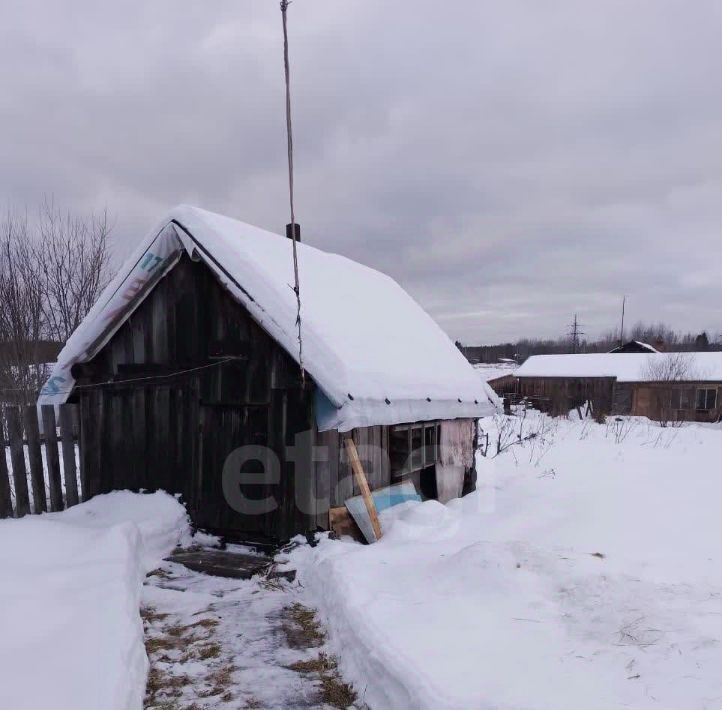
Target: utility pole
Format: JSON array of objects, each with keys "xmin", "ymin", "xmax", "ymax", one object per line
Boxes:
[
  {"xmin": 568, "ymin": 314, "xmax": 585, "ymax": 354},
  {"xmin": 619, "ymin": 295, "xmax": 626, "ymax": 347}
]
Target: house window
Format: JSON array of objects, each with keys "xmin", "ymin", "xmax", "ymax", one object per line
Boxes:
[
  {"xmin": 390, "ymin": 421, "xmax": 441, "ymax": 478},
  {"xmin": 670, "ymin": 388, "xmax": 694, "ymax": 410},
  {"xmin": 695, "ymin": 388, "xmax": 717, "ymax": 411}
]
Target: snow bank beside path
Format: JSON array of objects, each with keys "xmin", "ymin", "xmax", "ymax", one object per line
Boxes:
[
  {"xmin": 287, "ymin": 415, "xmax": 722, "ymax": 709},
  {"xmin": 49, "ymin": 490, "xmax": 191, "ymax": 570},
  {"xmin": 0, "ymin": 491, "xmax": 189, "ymax": 710}
]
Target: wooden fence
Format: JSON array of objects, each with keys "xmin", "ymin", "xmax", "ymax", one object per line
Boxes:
[{"xmin": 0, "ymin": 404, "xmax": 80, "ymax": 519}]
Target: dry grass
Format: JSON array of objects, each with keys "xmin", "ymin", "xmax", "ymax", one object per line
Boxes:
[
  {"xmin": 287, "ymin": 651, "xmax": 357, "ymax": 708},
  {"xmin": 282, "ymin": 603, "xmax": 326, "ymax": 649},
  {"xmin": 142, "ymin": 607, "xmax": 170, "ymax": 624},
  {"xmin": 281, "ymin": 605, "xmax": 357, "ymax": 709},
  {"xmin": 145, "ymin": 667, "xmax": 192, "ymax": 707},
  {"xmin": 195, "ymin": 642, "xmax": 222, "ymax": 661},
  {"xmin": 187, "ymin": 617, "xmax": 219, "ymax": 631}
]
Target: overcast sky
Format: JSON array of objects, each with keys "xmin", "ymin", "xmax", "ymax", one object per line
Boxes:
[{"xmin": 2, "ymin": 1, "xmax": 721, "ymax": 344}]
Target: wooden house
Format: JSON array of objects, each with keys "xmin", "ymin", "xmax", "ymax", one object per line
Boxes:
[
  {"xmin": 39, "ymin": 206, "xmax": 497, "ymax": 542},
  {"xmin": 515, "ymin": 352, "xmax": 722, "ymax": 422}
]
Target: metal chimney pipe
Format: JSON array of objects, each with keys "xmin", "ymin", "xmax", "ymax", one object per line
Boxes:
[{"xmin": 286, "ymin": 223, "xmax": 301, "ymax": 243}]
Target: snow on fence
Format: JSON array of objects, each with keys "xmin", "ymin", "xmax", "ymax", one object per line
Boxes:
[{"xmin": 0, "ymin": 404, "xmax": 80, "ymax": 519}]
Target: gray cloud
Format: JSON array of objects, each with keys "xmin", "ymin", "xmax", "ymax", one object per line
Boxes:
[{"xmin": 2, "ymin": 0, "xmax": 721, "ymax": 344}]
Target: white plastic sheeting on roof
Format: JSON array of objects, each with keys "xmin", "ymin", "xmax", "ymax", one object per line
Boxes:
[
  {"xmin": 516, "ymin": 352, "xmax": 722, "ymax": 382},
  {"xmin": 39, "ymin": 206, "xmax": 497, "ymax": 430}
]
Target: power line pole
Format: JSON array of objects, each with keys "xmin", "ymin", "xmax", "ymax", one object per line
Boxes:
[
  {"xmin": 568, "ymin": 313, "xmax": 585, "ymax": 354},
  {"xmin": 619, "ymin": 295, "xmax": 626, "ymax": 346},
  {"xmin": 280, "ymin": 0, "xmax": 304, "ymax": 384}
]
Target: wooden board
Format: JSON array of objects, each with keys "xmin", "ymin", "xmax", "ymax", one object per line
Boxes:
[
  {"xmin": 41, "ymin": 405, "xmax": 64, "ymax": 512},
  {"xmin": 344, "ymin": 436, "xmax": 382, "ymax": 541},
  {"xmin": 167, "ymin": 549, "xmax": 272, "ymax": 580},
  {"xmin": 59, "ymin": 404, "xmax": 79, "ymax": 507},
  {"xmin": 329, "ymin": 506, "xmax": 365, "ymax": 543},
  {"xmin": 24, "ymin": 405, "xmax": 47, "ymax": 514},
  {"xmin": 6, "ymin": 407, "xmax": 30, "ymax": 517},
  {"xmin": 0, "ymin": 411, "xmax": 13, "ymax": 518}
]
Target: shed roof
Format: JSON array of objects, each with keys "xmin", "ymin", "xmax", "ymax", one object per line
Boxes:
[
  {"xmin": 516, "ymin": 352, "xmax": 722, "ymax": 382},
  {"xmin": 608, "ymin": 340, "xmax": 658, "ymax": 354},
  {"xmin": 39, "ymin": 206, "xmax": 497, "ymax": 430}
]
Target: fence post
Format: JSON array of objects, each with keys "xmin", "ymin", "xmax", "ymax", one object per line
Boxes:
[
  {"xmin": 0, "ymin": 411, "xmax": 13, "ymax": 518},
  {"xmin": 41, "ymin": 406, "xmax": 64, "ymax": 512},
  {"xmin": 24, "ymin": 406, "xmax": 47, "ymax": 514},
  {"xmin": 5, "ymin": 407, "xmax": 30, "ymax": 517},
  {"xmin": 59, "ymin": 404, "xmax": 79, "ymax": 507}
]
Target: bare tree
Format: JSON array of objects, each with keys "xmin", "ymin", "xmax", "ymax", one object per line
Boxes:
[
  {"xmin": 36, "ymin": 200, "xmax": 111, "ymax": 343},
  {"xmin": 0, "ymin": 202, "xmax": 113, "ymax": 404},
  {"xmin": 0, "ymin": 212, "xmax": 47, "ymax": 403},
  {"xmin": 642, "ymin": 353, "xmax": 698, "ymax": 426},
  {"xmin": 643, "ymin": 352, "xmax": 697, "ymax": 382}
]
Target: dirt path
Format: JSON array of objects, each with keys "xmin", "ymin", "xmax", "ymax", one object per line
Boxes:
[{"xmin": 142, "ymin": 554, "xmax": 357, "ymax": 710}]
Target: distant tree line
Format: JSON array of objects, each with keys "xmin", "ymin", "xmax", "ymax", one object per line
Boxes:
[
  {"xmin": 458, "ymin": 321, "xmax": 721, "ymax": 365},
  {"xmin": 0, "ymin": 200, "xmax": 113, "ymax": 404}
]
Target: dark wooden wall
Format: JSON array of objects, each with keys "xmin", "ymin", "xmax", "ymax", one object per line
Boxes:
[
  {"xmin": 518, "ymin": 377, "xmax": 615, "ymax": 416},
  {"xmin": 76, "ymin": 254, "xmax": 315, "ymax": 542},
  {"xmin": 630, "ymin": 382, "xmax": 722, "ymax": 422}
]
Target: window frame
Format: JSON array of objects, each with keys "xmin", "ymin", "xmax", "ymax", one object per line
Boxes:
[
  {"xmin": 695, "ymin": 387, "xmax": 718, "ymax": 411},
  {"xmin": 390, "ymin": 421, "xmax": 442, "ymax": 478}
]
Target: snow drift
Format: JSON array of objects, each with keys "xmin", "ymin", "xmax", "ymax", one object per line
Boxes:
[
  {"xmin": 0, "ymin": 491, "xmax": 189, "ymax": 710},
  {"xmin": 287, "ymin": 413, "xmax": 722, "ymax": 709}
]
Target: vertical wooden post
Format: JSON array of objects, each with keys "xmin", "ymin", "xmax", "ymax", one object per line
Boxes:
[
  {"xmin": 59, "ymin": 404, "xmax": 79, "ymax": 507},
  {"xmin": 0, "ymin": 410, "xmax": 13, "ymax": 518},
  {"xmin": 6, "ymin": 407, "xmax": 30, "ymax": 517},
  {"xmin": 41, "ymin": 405, "xmax": 64, "ymax": 512},
  {"xmin": 24, "ymin": 406, "xmax": 47, "ymax": 514},
  {"xmin": 344, "ymin": 435, "xmax": 382, "ymax": 541}
]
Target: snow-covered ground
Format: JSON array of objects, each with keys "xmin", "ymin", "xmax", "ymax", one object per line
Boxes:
[
  {"xmin": 143, "ymin": 555, "xmax": 357, "ymax": 709},
  {"xmin": 4, "ymin": 411, "xmax": 722, "ymax": 709},
  {"xmin": 287, "ymin": 412, "xmax": 722, "ymax": 709},
  {"xmin": 0, "ymin": 491, "xmax": 190, "ymax": 710}
]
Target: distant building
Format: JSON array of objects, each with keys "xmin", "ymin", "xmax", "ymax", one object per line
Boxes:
[
  {"xmin": 608, "ymin": 340, "xmax": 658, "ymax": 354},
  {"xmin": 515, "ymin": 352, "xmax": 722, "ymax": 422},
  {"xmin": 473, "ymin": 362, "xmax": 518, "ymax": 397}
]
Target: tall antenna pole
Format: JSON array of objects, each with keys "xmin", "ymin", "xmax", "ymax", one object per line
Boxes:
[
  {"xmin": 619, "ymin": 295, "xmax": 626, "ymax": 346},
  {"xmin": 280, "ymin": 0, "xmax": 304, "ymax": 384},
  {"xmin": 568, "ymin": 313, "xmax": 585, "ymax": 354}
]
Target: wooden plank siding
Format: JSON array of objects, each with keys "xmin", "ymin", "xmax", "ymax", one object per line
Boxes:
[
  {"xmin": 73, "ymin": 254, "xmax": 318, "ymax": 542},
  {"xmin": 518, "ymin": 376, "xmax": 722, "ymax": 423},
  {"xmin": 517, "ymin": 377, "xmax": 615, "ymax": 416}
]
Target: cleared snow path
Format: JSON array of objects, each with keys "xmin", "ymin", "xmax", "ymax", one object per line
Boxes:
[{"xmin": 142, "ymin": 551, "xmax": 359, "ymax": 710}]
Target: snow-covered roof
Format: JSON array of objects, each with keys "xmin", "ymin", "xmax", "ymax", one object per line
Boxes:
[
  {"xmin": 39, "ymin": 206, "xmax": 497, "ymax": 430},
  {"xmin": 516, "ymin": 352, "xmax": 722, "ymax": 382},
  {"xmin": 473, "ymin": 363, "xmax": 517, "ymax": 382}
]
